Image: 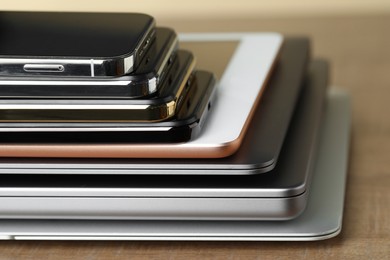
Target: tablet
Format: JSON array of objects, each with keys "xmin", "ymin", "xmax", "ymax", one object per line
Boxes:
[{"xmin": 0, "ymin": 33, "xmax": 283, "ymax": 158}]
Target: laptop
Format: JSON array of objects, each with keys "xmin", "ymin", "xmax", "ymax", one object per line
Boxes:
[{"xmin": 0, "ymin": 88, "xmax": 351, "ymax": 241}]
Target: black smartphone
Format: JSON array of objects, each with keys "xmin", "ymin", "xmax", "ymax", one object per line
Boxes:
[
  {"xmin": 0, "ymin": 27, "xmax": 178, "ymax": 98},
  {"xmin": 0, "ymin": 70, "xmax": 216, "ymax": 143},
  {"xmin": 0, "ymin": 11, "xmax": 155, "ymax": 77},
  {"xmin": 0, "ymin": 50, "xmax": 195, "ymax": 122}
]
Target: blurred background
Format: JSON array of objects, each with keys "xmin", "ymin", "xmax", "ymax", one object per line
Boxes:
[
  {"xmin": 2, "ymin": 0, "xmax": 390, "ymax": 19},
  {"xmin": 2, "ymin": 0, "xmax": 390, "ymax": 20}
]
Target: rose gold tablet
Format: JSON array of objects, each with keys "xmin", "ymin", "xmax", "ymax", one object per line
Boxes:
[{"xmin": 0, "ymin": 33, "xmax": 283, "ymax": 158}]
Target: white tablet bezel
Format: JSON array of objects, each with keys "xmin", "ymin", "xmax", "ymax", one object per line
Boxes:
[{"xmin": 0, "ymin": 33, "xmax": 283, "ymax": 158}]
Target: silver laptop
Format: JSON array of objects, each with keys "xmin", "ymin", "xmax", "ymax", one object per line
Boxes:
[{"xmin": 0, "ymin": 88, "xmax": 351, "ymax": 241}]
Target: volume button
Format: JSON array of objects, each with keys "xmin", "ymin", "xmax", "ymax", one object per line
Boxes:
[{"xmin": 23, "ymin": 64, "xmax": 65, "ymax": 72}]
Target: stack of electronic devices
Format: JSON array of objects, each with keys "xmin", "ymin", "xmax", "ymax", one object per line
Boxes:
[{"xmin": 0, "ymin": 11, "xmax": 350, "ymax": 241}]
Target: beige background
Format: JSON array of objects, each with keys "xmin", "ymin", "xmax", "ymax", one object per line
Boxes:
[{"xmin": 2, "ymin": 0, "xmax": 390, "ymax": 19}]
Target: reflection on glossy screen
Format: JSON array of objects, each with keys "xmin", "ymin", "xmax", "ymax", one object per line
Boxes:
[{"xmin": 180, "ymin": 41, "xmax": 238, "ymax": 79}]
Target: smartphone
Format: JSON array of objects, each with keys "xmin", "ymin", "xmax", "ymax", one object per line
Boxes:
[
  {"xmin": 0, "ymin": 11, "xmax": 155, "ymax": 77},
  {"xmin": 0, "ymin": 50, "xmax": 196, "ymax": 122},
  {"xmin": 0, "ymin": 27, "xmax": 178, "ymax": 99},
  {"xmin": 0, "ymin": 70, "xmax": 216, "ymax": 143}
]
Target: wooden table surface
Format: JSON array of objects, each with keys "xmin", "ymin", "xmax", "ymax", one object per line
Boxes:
[{"xmin": 0, "ymin": 14, "xmax": 389, "ymax": 259}]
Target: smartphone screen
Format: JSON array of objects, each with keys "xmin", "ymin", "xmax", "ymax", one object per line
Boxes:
[{"xmin": 181, "ymin": 41, "xmax": 238, "ymax": 79}]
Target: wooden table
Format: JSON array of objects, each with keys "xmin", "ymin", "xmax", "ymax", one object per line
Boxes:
[{"xmin": 0, "ymin": 15, "xmax": 389, "ymax": 259}]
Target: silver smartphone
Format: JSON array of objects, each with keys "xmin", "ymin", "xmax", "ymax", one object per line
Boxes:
[
  {"xmin": 0, "ymin": 27, "xmax": 178, "ymax": 98},
  {"xmin": 0, "ymin": 11, "xmax": 155, "ymax": 77}
]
